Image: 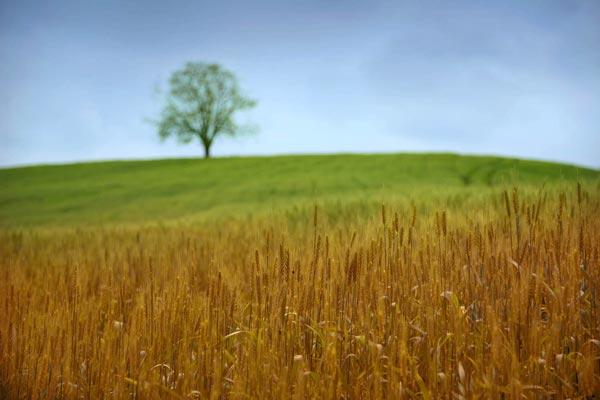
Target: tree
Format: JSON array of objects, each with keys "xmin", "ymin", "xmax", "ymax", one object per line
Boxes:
[{"xmin": 157, "ymin": 62, "xmax": 256, "ymax": 159}]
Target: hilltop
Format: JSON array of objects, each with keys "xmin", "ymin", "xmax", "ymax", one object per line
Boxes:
[{"xmin": 0, "ymin": 153, "xmax": 597, "ymax": 227}]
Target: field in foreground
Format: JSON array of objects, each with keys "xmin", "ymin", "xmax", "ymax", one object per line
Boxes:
[{"xmin": 1, "ymin": 180, "xmax": 599, "ymax": 397}]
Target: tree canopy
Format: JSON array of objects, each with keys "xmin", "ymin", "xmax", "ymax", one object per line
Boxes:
[{"xmin": 158, "ymin": 62, "xmax": 256, "ymax": 158}]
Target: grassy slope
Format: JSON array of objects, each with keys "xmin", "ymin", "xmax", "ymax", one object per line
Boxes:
[{"xmin": 0, "ymin": 153, "xmax": 598, "ymax": 227}]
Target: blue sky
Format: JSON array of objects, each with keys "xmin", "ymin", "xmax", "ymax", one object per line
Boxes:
[{"xmin": 1, "ymin": 0, "xmax": 599, "ymax": 168}]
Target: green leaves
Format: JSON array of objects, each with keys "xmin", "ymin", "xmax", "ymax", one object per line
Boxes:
[{"xmin": 157, "ymin": 62, "xmax": 257, "ymax": 158}]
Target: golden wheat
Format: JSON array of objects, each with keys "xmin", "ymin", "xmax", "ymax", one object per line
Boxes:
[{"xmin": 0, "ymin": 186, "xmax": 599, "ymax": 398}]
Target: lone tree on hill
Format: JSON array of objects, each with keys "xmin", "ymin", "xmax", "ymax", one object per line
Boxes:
[{"xmin": 157, "ymin": 62, "xmax": 256, "ymax": 159}]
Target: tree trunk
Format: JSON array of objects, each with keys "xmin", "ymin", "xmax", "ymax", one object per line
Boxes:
[{"xmin": 203, "ymin": 143, "xmax": 211, "ymax": 159}]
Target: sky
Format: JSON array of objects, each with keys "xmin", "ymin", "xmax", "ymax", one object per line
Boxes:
[{"xmin": 1, "ymin": 0, "xmax": 599, "ymax": 168}]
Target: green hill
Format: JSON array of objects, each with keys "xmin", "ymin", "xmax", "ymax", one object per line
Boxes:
[{"xmin": 0, "ymin": 153, "xmax": 597, "ymax": 228}]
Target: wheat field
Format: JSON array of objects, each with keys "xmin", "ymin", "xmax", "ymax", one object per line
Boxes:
[{"xmin": 1, "ymin": 185, "xmax": 599, "ymax": 398}]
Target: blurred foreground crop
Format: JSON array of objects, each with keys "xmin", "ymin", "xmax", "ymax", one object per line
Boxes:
[{"xmin": 1, "ymin": 185, "xmax": 599, "ymax": 398}]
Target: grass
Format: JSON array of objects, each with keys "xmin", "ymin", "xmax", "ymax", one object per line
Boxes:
[
  {"xmin": 0, "ymin": 153, "xmax": 598, "ymax": 227},
  {"xmin": 1, "ymin": 153, "xmax": 599, "ymax": 397}
]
